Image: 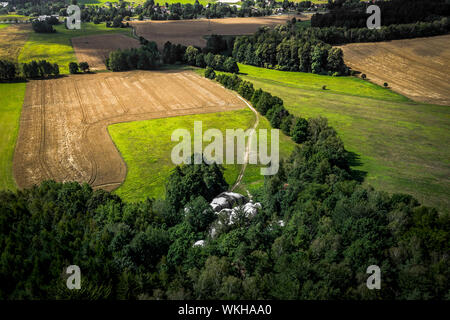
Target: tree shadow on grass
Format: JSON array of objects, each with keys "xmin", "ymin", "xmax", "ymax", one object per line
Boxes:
[{"xmin": 347, "ymin": 150, "xmax": 367, "ymax": 183}]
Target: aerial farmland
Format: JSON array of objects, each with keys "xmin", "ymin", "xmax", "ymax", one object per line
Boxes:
[{"xmin": 0, "ymin": 0, "xmax": 449, "ymax": 305}]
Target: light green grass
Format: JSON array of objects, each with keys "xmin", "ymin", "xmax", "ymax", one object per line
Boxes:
[
  {"xmin": 238, "ymin": 63, "xmax": 409, "ymax": 103},
  {"xmin": 109, "ymin": 109, "xmax": 254, "ymax": 201},
  {"xmin": 0, "ymin": 82, "xmax": 27, "ymax": 191},
  {"xmin": 109, "ymin": 106, "xmax": 295, "ymax": 202},
  {"xmin": 238, "ymin": 64, "xmax": 450, "ymax": 212},
  {"xmin": 0, "ymin": 24, "xmax": 8, "ymax": 30},
  {"xmin": 19, "ymin": 22, "xmax": 132, "ymax": 74}
]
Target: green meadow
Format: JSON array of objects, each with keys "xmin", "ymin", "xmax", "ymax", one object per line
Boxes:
[
  {"xmin": 109, "ymin": 108, "xmax": 294, "ymax": 202},
  {"xmin": 237, "ymin": 63, "xmax": 450, "ymax": 212},
  {"xmin": 19, "ymin": 22, "xmax": 133, "ymax": 74},
  {"xmin": 0, "ymin": 82, "xmax": 27, "ymax": 191}
]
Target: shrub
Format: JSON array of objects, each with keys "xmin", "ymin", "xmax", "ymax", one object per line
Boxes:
[
  {"xmin": 69, "ymin": 62, "xmax": 79, "ymax": 74},
  {"xmin": 205, "ymin": 67, "xmax": 216, "ymax": 80},
  {"xmin": 32, "ymin": 20, "xmax": 55, "ymax": 33},
  {"xmin": 79, "ymin": 62, "xmax": 90, "ymax": 73},
  {"xmin": 291, "ymin": 117, "xmax": 309, "ymax": 144}
]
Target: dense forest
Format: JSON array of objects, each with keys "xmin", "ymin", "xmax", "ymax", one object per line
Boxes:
[
  {"xmin": 232, "ymin": 24, "xmax": 348, "ymax": 74},
  {"xmin": 313, "ymin": 0, "xmax": 450, "ymax": 28},
  {"xmin": 228, "ymin": 16, "xmax": 449, "ymax": 73},
  {"xmin": 0, "ymin": 73, "xmax": 449, "ymax": 299}
]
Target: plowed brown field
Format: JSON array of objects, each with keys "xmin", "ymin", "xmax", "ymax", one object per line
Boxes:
[
  {"xmin": 13, "ymin": 70, "xmax": 246, "ymax": 191},
  {"xmin": 339, "ymin": 35, "xmax": 450, "ymax": 105},
  {"xmin": 72, "ymin": 34, "xmax": 141, "ymax": 70},
  {"xmin": 132, "ymin": 14, "xmax": 307, "ymax": 49}
]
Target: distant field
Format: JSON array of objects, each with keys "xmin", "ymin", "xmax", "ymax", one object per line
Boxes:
[
  {"xmin": 0, "ymin": 24, "xmax": 30, "ymax": 61},
  {"xmin": 133, "ymin": 14, "xmax": 308, "ymax": 49},
  {"xmin": 19, "ymin": 23, "xmax": 133, "ymax": 74},
  {"xmin": 237, "ymin": 64, "xmax": 450, "ymax": 212},
  {"xmin": 339, "ymin": 35, "xmax": 450, "ymax": 106},
  {"xmin": 72, "ymin": 34, "xmax": 140, "ymax": 70},
  {"xmin": 79, "ymin": 0, "xmax": 217, "ymax": 5},
  {"xmin": 0, "ymin": 82, "xmax": 27, "ymax": 191},
  {"xmin": 0, "ymin": 24, "xmax": 8, "ymax": 30}
]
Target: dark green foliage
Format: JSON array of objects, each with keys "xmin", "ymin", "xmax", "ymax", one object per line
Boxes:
[
  {"xmin": 68, "ymin": 62, "xmax": 79, "ymax": 74},
  {"xmin": 21, "ymin": 60, "xmax": 59, "ymax": 78},
  {"xmin": 204, "ymin": 67, "xmax": 216, "ymax": 80},
  {"xmin": 170, "ymin": 44, "xmax": 239, "ymax": 73},
  {"xmin": 0, "ymin": 60, "xmax": 17, "ymax": 81},
  {"xmin": 232, "ymin": 26, "xmax": 347, "ymax": 75},
  {"xmin": 184, "ymin": 196, "xmax": 216, "ymax": 233},
  {"xmin": 313, "ymin": 0, "xmax": 450, "ymax": 28},
  {"xmin": 78, "ymin": 62, "xmax": 89, "ymax": 73},
  {"xmin": 107, "ymin": 43, "xmax": 161, "ymax": 72},
  {"xmin": 2, "ymin": 119, "xmax": 448, "ymax": 299},
  {"xmin": 223, "ymin": 57, "xmax": 239, "ymax": 74},
  {"xmin": 291, "ymin": 117, "xmax": 309, "ymax": 144},
  {"xmin": 165, "ymin": 158, "xmax": 228, "ymax": 214},
  {"xmin": 237, "ymin": 80, "xmax": 254, "ymax": 101}
]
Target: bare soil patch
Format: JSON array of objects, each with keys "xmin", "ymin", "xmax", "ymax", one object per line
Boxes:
[
  {"xmin": 132, "ymin": 14, "xmax": 308, "ymax": 49},
  {"xmin": 13, "ymin": 70, "xmax": 246, "ymax": 191},
  {"xmin": 0, "ymin": 24, "xmax": 30, "ymax": 61},
  {"xmin": 72, "ymin": 34, "xmax": 141, "ymax": 70},
  {"xmin": 339, "ymin": 35, "xmax": 450, "ymax": 105}
]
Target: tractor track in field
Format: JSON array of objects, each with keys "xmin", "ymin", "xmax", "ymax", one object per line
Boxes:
[{"xmin": 13, "ymin": 70, "xmax": 247, "ymax": 191}]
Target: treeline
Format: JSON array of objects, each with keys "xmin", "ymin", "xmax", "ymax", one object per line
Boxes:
[
  {"xmin": 232, "ymin": 26, "xmax": 348, "ymax": 74},
  {"xmin": 135, "ymin": 0, "xmax": 272, "ymax": 21},
  {"xmin": 314, "ymin": 0, "xmax": 450, "ymax": 28},
  {"xmin": 212, "ymin": 72, "xmax": 309, "ymax": 143},
  {"xmin": 229, "ymin": 16, "xmax": 450, "ymax": 74},
  {"xmin": 81, "ymin": 0, "xmax": 272, "ymax": 24},
  {"xmin": 183, "ymin": 45, "xmax": 239, "ymax": 73},
  {"xmin": 298, "ymin": 17, "xmax": 450, "ymax": 45},
  {"xmin": 0, "ymin": 59, "xmax": 59, "ymax": 81},
  {"xmin": 106, "ymin": 40, "xmax": 161, "ymax": 72},
  {"xmin": 31, "ymin": 18, "xmax": 58, "ymax": 33},
  {"xmin": 107, "ymin": 39, "xmax": 239, "ymax": 74}
]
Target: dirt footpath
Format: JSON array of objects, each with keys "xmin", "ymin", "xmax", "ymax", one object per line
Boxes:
[
  {"xmin": 339, "ymin": 35, "xmax": 450, "ymax": 105},
  {"xmin": 13, "ymin": 70, "xmax": 246, "ymax": 191},
  {"xmin": 132, "ymin": 15, "xmax": 308, "ymax": 49}
]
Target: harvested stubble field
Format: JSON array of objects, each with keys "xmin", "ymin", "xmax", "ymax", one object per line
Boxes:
[
  {"xmin": 132, "ymin": 15, "xmax": 307, "ymax": 49},
  {"xmin": 0, "ymin": 24, "xmax": 30, "ymax": 61},
  {"xmin": 72, "ymin": 34, "xmax": 141, "ymax": 70},
  {"xmin": 13, "ymin": 70, "xmax": 246, "ymax": 191},
  {"xmin": 339, "ymin": 35, "xmax": 450, "ymax": 106}
]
